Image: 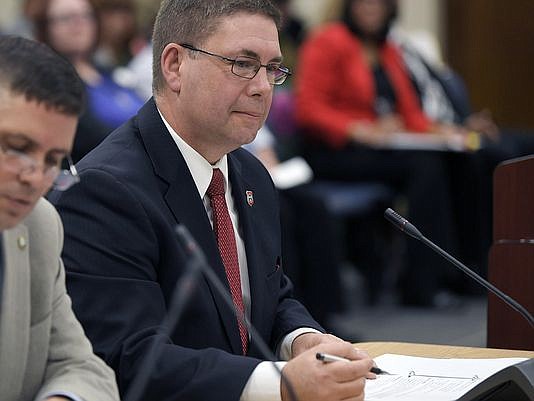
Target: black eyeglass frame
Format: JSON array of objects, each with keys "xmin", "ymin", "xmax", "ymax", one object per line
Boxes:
[{"xmin": 179, "ymin": 43, "xmax": 291, "ymax": 85}]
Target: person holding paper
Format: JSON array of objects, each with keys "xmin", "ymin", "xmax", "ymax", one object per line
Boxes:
[
  {"xmin": 50, "ymin": 0, "xmax": 374, "ymax": 400},
  {"xmin": 295, "ymin": 0, "xmax": 460, "ymax": 307}
]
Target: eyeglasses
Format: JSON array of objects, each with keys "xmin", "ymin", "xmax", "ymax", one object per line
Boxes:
[
  {"xmin": 0, "ymin": 146, "xmax": 80, "ymax": 191},
  {"xmin": 180, "ymin": 43, "xmax": 291, "ymax": 85}
]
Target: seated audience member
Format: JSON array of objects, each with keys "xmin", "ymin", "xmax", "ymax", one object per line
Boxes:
[
  {"xmin": 0, "ymin": 35, "xmax": 119, "ymax": 401},
  {"xmin": 29, "ymin": 0, "xmax": 144, "ymax": 162},
  {"xmin": 295, "ymin": 0, "xmax": 460, "ymax": 307},
  {"xmin": 50, "ymin": 1, "xmax": 374, "ymax": 400},
  {"xmin": 272, "ymin": 0, "xmax": 305, "ymax": 73},
  {"xmin": 394, "ymin": 32, "xmax": 534, "ymax": 274},
  {"xmin": 92, "ymin": 0, "xmax": 139, "ymax": 69}
]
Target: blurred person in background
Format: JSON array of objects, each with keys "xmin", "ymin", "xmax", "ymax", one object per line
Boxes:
[
  {"xmin": 272, "ymin": 0, "xmax": 305, "ymax": 74},
  {"xmin": 92, "ymin": 0, "xmax": 140, "ymax": 70},
  {"xmin": 295, "ymin": 0, "xmax": 461, "ymax": 307},
  {"xmin": 29, "ymin": 0, "xmax": 144, "ymax": 162},
  {"xmin": 393, "ymin": 28, "xmax": 534, "ymax": 277}
]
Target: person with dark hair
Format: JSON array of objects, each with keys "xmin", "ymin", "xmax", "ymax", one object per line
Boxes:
[
  {"xmin": 28, "ymin": 0, "xmax": 144, "ymax": 162},
  {"xmin": 50, "ymin": 1, "xmax": 374, "ymax": 400},
  {"xmin": 0, "ymin": 35, "xmax": 119, "ymax": 401},
  {"xmin": 295, "ymin": 0, "xmax": 461, "ymax": 307},
  {"xmin": 92, "ymin": 0, "xmax": 139, "ymax": 69}
]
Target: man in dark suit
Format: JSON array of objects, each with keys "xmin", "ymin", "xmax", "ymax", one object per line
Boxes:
[{"xmin": 50, "ymin": 1, "xmax": 373, "ymax": 400}]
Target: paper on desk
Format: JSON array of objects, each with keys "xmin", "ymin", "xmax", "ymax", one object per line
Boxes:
[
  {"xmin": 365, "ymin": 353, "xmax": 528, "ymax": 401},
  {"xmin": 269, "ymin": 157, "xmax": 313, "ymax": 190}
]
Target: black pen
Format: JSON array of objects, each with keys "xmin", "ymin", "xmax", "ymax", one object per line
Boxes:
[{"xmin": 315, "ymin": 352, "xmax": 391, "ymax": 375}]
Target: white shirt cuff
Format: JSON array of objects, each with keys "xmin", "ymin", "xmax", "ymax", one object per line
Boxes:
[
  {"xmin": 278, "ymin": 327, "xmax": 322, "ymax": 361},
  {"xmin": 239, "ymin": 328, "xmax": 322, "ymax": 401},
  {"xmin": 239, "ymin": 361, "xmax": 286, "ymax": 401}
]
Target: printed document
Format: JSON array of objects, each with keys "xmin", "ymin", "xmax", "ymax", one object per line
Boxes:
[{"xmin": 365, "ymin": 353, "xmax": 528, "ymax": 400}]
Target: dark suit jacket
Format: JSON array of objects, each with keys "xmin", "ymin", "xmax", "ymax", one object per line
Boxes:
[{"xmin": 50, "ymin": 99, "xmax": 322, "ymax": 401}]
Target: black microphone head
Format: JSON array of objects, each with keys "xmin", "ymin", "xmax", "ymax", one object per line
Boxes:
[{"xmin": 384, "ymin": 208, "xmax": 424, "ymax": 240}]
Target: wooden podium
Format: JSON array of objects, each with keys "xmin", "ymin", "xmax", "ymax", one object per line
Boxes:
[{"xmin": 488, "ymin": 155, "xmax": 534, "ymax": 350}]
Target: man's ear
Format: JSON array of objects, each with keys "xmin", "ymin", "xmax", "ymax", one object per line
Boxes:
[{"xmin": 160, "ymin": 43, "xmax": 184, "ymax": 93}]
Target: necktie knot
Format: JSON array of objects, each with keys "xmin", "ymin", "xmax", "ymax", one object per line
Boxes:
[{"xmin": 207, "ymin": 168, "xmax": 225, "ymax": 198}]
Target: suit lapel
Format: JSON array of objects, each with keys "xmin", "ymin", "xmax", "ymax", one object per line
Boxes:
[
  {"xmin": 0, "ymin": 225, "xmax": 31, "ymax": 398},
  {"xmin": 137, "ymin": 100, "xmax": 243, "ymax": 354}
]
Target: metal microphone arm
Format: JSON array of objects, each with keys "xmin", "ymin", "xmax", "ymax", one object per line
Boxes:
[{"xmin": 384, "ymin": 208, "xmax": 534, "ymax": 328}]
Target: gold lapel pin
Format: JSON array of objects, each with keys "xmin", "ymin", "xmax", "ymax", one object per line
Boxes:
[{"xmin": 17, "ymin": 236, "xmax": 27, "ymax": 250}]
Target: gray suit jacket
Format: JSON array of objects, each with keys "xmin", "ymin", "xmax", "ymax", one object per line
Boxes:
[{"xmin": 0, "ymin": 198, "xmax": 119, "ymax": 401}]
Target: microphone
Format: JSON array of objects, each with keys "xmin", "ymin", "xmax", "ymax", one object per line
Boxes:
[{"xmin": 384, "ymin": 208, "xmax": 534, "ymax": 328}]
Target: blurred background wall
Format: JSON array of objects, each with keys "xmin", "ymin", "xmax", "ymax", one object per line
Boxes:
[
  {"xmin": 0, "ymin": 0, "xmax": 20, "ymax": 30},
  {"xmin": 446, "ymin": 0, "xmax": 534, "ymax": 131},
  {"xmin": 1, "ymin": 0, "xmax": 533, "ymax": 132}
]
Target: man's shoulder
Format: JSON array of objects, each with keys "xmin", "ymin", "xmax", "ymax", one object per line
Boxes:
[
  {"xmin": 22, "ymin": 198, "xmax": 62, "ymax": 253},
  {"xmin": 231, "ymin": 146, "xmax": 262, "ymax": 166},
  {"xmin": 23, "ymin": 198, "xmax": 60, "ymax": 231},
  {"xmin": 231, "ymin": 147, "xmax": 273, "ymax": 181}
]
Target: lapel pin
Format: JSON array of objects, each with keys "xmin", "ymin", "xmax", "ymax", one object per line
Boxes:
[
  {"xmin": 246, "ymin": 190, "xmax": 254, "ymax": 207},
  {"xmin": 17, "ymin": 235, "xmax": 27, "ymax": 250}
]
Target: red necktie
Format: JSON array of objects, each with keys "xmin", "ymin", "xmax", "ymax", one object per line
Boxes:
[{"xmin": 206, "ymin": 168, "xmax": 248, "ymax": 354}]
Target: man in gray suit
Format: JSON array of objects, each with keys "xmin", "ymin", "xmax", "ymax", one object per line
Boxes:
[{"xmin": 0, "ymin": 36, "xmax": 120, "ymax": 401}]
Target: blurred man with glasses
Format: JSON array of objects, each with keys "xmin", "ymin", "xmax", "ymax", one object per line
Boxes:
[
  {"xmin": 50, "ymin": 1, "xmax": 374, "ymax": 400},
  {"xmin": 0, "ymin": 35, "xmax": 119, "ymax": 401}
]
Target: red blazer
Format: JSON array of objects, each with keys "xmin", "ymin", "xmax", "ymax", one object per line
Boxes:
[{"xmin": 295, "ymin": 23, "xmax": 430, "ymax": 148}]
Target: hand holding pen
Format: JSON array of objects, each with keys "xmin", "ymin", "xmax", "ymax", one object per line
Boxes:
[
  {"xmin": 282, "ymin": 342, "xmax": 373, "ymax": 401},
  {"xmin": 316, "ymin": 352, "xmax": 392, "ymax": 375}
]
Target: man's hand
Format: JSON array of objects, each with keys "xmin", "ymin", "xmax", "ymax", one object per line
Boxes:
[
  {"xmin": 281, "ymin": 342, "xmax": 373, "ymax": 401},
  {"xmin": 291, "ymin": 332, "xmax": 343, "ymax": 358}
]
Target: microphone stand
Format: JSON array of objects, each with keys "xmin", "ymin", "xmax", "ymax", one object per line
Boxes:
[{"xmin": 384, "ymin": 208, "xmax": 534, "ymax": 328}]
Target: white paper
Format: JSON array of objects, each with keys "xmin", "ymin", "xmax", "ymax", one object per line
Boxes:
[
  {"xmin": 365, "ymin": 354, "xmax": 528, "ymax": 401},
  {"xmin": 269, "ymin": 157, "xmax": 314, "ymax": 190},
  {"xmin": 380, "ymin": 132, "xmax": 465, "ymax": 152}
]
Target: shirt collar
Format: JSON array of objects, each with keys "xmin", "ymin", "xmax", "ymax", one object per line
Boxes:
[{"xmin": 158, "ymin": 109, "xmax": 229, "ymax": 199}]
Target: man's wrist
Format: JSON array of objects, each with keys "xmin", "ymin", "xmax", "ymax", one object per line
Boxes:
[{"xmin": 279, "ymin": 327, "xmax": 322, "ymax": 360}]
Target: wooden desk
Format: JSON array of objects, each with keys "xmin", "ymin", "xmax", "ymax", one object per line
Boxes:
[{"xmin": 354, "ymin": 341, "xmax": 534, "ymax": 359}]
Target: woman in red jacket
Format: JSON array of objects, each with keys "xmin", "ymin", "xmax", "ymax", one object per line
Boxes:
[{"xmin": 295, "ymin": 0, "xmax": 460, "ymax": 307}]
